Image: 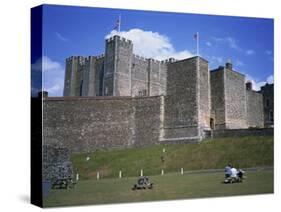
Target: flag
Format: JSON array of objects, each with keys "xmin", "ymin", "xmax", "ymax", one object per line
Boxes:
[
  {"xmin": 113, "ymin": 19, "xmax": 119, "ymax": 30},
  {"xmin": 193, "ymin": 33, "xmax": 198, "ymax": 40},
  {"xmin": 113, "ymin": 15, "xmax": 121, "ymax": 32},
  {"xmin": 194, "ymin": 32, "xmax": 199, "ymax": 56}
]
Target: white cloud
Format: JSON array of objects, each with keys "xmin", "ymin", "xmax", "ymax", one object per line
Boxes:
[
  {"xmin": 32, "ymin": 56, "xmax": 64, "ymax": 96},
  {"xmin": 246, "ymin": 74, "xmax": 274, "ymax": 91},
  {"xmin": 32, "ymin": 56, "xmax": 62, "ymax": 72},
  {"xmin": 105, "ymin": 28, "xmax": 193, "ymax": 60},
  {"xmin": 212, "ymin": 36, "xmax": 241, "ymax": 51},
  {"xmin": 55, "ymin": 32, "xmax": 69, "ymax": 42},
  {"xmin": 209, "ymin": 56, "xmax": 223, "ymax": 65},
  {"xmin": 47, "ymin": 84, "xmax": 61, "ymax": 93},
  {"xmin": 246, "ymin": 49, "xmax": 255, "ymax": 55},
  {"xmin": 265, "ymin": 50, "xmax": 272, "ymax": 55},
  {"xmin": 206, "ymin": 41, "xmax": 212, "ymax": 47},
  {"xmin": 266, "ymin": 75, "xmax": 274, "ymax": 84},
  {"xmin": 226, "ymin": 37, "xmax": 240, "ymax": 50}
]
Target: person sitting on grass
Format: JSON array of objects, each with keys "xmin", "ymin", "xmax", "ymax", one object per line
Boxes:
[
  {"xmin": 237, "ymin": 169, "xmax": 245, "ymax": 179},
  {"xmin": 225, "ymin": 164, "xmax": 232, "ymax": 178},
  {"xmin": 230, "ymin": 166, "xmax": 238, "ymax": 178}
]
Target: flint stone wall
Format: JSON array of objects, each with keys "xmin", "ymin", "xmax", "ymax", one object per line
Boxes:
[
  {"xmin": 163, "ymin": 57, "xmax": 199, "ymax": 141},
  {"xmin": 224, "ymin": 69, "xmax": 247, "ymax": 129},
  {"xmin": 246, "ymin": 90, "xmax": 264, "ymax": 128},
  {"xmin": 43, "ymin": 96, "xmax": 162, "ymax": 153},
  {"xmin": 213, "ymin": 128, "xmax": 273, "ymax": 138},
  {"xmin": 42, "ymin": 145, "xmax": 73, "ymax": 181},
  {"xmin": 210, "ymin": 68, "xmax": 226, "ymax": 129}
]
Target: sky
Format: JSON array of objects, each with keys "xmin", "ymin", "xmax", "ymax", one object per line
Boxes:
[{"xmin": 33, "ymin": 4, "xmax": 274, "ymax": 96}]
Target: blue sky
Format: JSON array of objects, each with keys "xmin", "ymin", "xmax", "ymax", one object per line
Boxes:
[{"xmin": 35, "ymin": 4, "xmax": 274, "ymax": 96}]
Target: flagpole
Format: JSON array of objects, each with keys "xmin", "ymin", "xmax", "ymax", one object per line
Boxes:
[
  {"xmin": 118, "ymin": 14, "xmax": 121, "ymax": 33},
  {"xmin": 196, "ymin": 32, "xmax": 199, "ymax": 56}
]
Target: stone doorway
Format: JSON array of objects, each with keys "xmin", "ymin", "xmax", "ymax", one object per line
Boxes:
[{"xmin": 210, "ymin": 118, "xmax": 215, "ymax": 130}]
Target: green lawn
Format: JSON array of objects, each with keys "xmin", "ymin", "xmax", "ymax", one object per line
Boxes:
[
  {"xmin": 71, "ymin": 136, "xmax": 273, "ymax": 179},
  {"xmin": 43, "ymin": 169, "xmax": 274, "ymax": 207}
]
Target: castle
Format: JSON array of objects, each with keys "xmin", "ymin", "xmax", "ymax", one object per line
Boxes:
[{"xmin": 43, "ymin": 35, "xmax": 273, "ymax": 152}]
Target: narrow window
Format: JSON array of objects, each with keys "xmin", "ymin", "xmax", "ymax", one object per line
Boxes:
[
  {"xmin": 143, "ymin": 89, "xmax": 147, "ymax": 96},
  {"xmin": 266, "ymin": 99, "xmax": 270, "ymax": 107},
  {"xmin": 269, "ymin": 110, "xmax": 274, "ymax": 122}
]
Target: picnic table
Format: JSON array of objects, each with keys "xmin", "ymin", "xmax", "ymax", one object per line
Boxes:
[{"xmin": 51, "ymin": 177, "xmax": 76, "ymax": 189}]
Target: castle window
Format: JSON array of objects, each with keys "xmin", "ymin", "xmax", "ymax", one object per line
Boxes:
[
  {"xmin": 105, "ymin": 86, "xmax": 108, "ymax": 96},
  {"xmin": 143, "ymin": 89, "xmax": 147, "ymax": 96},
  {"xmin": 80, "ymin": 80, "xmax": 83, "ymax": 96},
  {"xmin": 138, "ymin": 89, "xmax": 147, "ymax": 97},
  {"xmin": 269, "ymin": 110, "xmax": 273, "ymax": 122},
  {"xmin": 266, "ymin": 99, "xmax": 270, "ymax": 107}
]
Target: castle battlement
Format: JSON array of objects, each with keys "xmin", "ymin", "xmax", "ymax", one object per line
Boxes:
[
  {"xmin": 106, "ymin": 35, "xmax": 132, "ymax": 45},
  {"xmin": 133, "ymin": 54, "xmax": 147, "ymax": 61}
]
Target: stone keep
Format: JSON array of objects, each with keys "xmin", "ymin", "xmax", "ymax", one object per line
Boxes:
[
  {"xmin": 42, "ymin": 35, "xmax": 271, "ymax": 153},
  {"xmin": 64, "ymin": 35, "xmax": 168, "ymax": 98}
]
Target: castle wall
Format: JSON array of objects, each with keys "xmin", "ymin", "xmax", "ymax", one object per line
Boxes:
[
  {"xmin": 198, "ymin": 58, "xmax": 211, "ymax": 132},
  {"xmin": 64, "ymin": 56, "xmax": 85, "ymax": 96},
  {"xmin": 246, "ymin": 90, "xmax": 264, "ymax": 128},
  {"xmin": 104, "ymin": 36, "xmax": 133, "ymax": 96},
  {"xmin": 114, "ymin": 37, "xmax": 133, "ymax": 96},
  {"xmin": 213, "ymin": 128, "xmax": 273, "ymax": 138},
  {"xmin": 148, "ymin": 59, "xmax": 162, "ymax": 96},
  {"xmin": 63, "ymin": 58, "xmax": 72, "ymax": 96},
  {"xmin": 94, "ymin": 56, "xmax": 104, "ymax": 96},
  {"xmin": 43, "ymin": 96, "xmax": 162, "ymax": 153},
  {"xmin": 132, "ymin": 96, "xmax": 162, "ymax": 146},
  {"xmin": 131, "ymin": 55, "xmax": 149, "ymax": 96},
  {"xmin": 260, "ymin": 84, "xmax": 274, "ymax": 127},
  {"xmin": 159, "ymin": 62, "xmax": 167, "ymax": 96},
  {"xmin": 210, "ymin": 68, "xmax": 226, "ymax": 129},
  {"xmin": 103, "ymin": 37, "xmax": 116, "ymax": 96},
  {"xmin": 163, "ymin": 57, "xmax": 200, "ymax": 142},
  {"xmin": 130, "ymin": 56, "xmax": 167, "ymax": 97},
  {"xmin": 81, "ymin": 56, "xmax": 95, "ymax": 96},
  {"xmin": 224, "ymin": 69, "xmax": 247, "ymax": 129},
  {"xmin": 42, "ymin": 145, "xmax": 73, "ymax": 181}
]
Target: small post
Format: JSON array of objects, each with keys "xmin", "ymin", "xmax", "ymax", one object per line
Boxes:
[
  {"xmin": 181, "ymin": 168, "xmax": 184, "ymax": 175},
  {"xmin": 76, "ymin": 173, "xmax": 79, "ymax": 181},
  {"xmin": 140, "ymin": 169, "xmax": 143, "ymax": 176},
  {"xmin": 161, "ymin": 169, "xmax": 164, "ymax": 175},
  {"xmin": 97, "ymin": 172, "xmax": 100, "ymax": 180},
  {"xmin": 119, "ymin": 170, "xmax": 122, "ymax": 178}
]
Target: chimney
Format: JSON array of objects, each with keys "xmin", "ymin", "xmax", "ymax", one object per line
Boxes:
[
  {"xmin": 38, "ymin": 91, "xmax": 48, "ymax": 98},
  {"xmin": 246, "ymin": 81, "xmax": 252, "ymax": 91},
  {"xmin": 225, "ymin": 59, "xmax": 232, "ymax": 70}
]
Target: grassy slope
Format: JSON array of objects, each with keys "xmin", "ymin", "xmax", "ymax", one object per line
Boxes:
[
  {"xmin": 44, "ymin": 170, "xmax": 273, "ymax": 207},
  {"xmin": 71, "ymin": 136, "xmax": 273, "ymax": 180}
]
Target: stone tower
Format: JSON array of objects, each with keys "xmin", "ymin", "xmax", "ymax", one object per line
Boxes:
[
  {"xmin": 103, "ymin": 35, "xmax": 133, "ymax": 96},
  {"xmin": 81, "ymin": 55, "xmax": 104, "ymax": 96},
  {"xmin": 210, "ymin": 62, "xmax": 248, "ymax": 129},
  {"xmin": 63, "ymin": 56, "xmax": 85, "ymax": 96},
  {"xmin": 259, "ymin": 83, "xmax": 274, "ymax": 127},
  {"xmin": 163, "ymin": 56, "xmax": 211, "ymax": 142}
]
